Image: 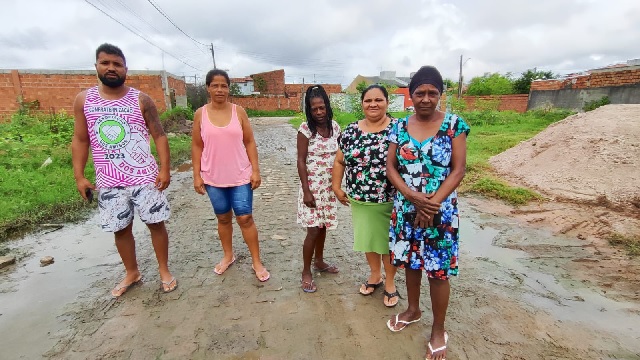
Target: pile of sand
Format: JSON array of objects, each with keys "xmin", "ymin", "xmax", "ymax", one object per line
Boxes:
[{"xmin": 490, "ymin": 104, "xmax": 640, "ymax": 214}]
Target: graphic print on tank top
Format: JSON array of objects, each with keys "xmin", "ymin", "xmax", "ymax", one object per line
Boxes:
[{"xmin": 84, "ymin": 87, "xmax": 158, "ymax": 188}]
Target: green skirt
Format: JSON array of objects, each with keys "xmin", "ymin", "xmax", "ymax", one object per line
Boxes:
[{"xmin": 349, "ymin": 196, "xmax": 393, "ymax": 255}]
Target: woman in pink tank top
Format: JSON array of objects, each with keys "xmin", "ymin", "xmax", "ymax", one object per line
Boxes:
[{"xmin": 191, "ymin": 69, "xmax": 270, "ymax": 282}]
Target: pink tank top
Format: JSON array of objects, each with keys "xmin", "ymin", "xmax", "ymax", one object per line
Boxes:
[
  {"xmin": 199, "ymin": 104, "xmax": 252, "ymax": 187},
  {"xmin": 84, "ymin": 86, "xmax": 158, "ymax": 188}
]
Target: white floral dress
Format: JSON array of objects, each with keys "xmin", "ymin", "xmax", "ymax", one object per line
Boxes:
[{"xmin": 297, "ymin": 121, "xmax": 340, "ymax": 229}]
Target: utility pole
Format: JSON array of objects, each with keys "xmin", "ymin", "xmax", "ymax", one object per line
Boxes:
[
  {"xmin": 457, "ymin": 54, "xmax": 463, "ymax": 99},
  {"xmin": 210, "ymin": 43, "xmax": 217, "ymax": 69}
]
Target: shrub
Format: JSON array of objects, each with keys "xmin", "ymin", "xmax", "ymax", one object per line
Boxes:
[{"xmin": 583, "ymin": 96, "xmax": 610, "ymax": 112}]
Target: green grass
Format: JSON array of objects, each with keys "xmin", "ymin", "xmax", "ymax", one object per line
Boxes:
[
  {"xmin": 0, "ymin": 112, "xmax": 192, "ymax": 239},
  {"xmin": 289, "ymin": 108, "xmax": 573, "ymax": 205},
  {"xmin": 608, "ymin": 233, "xmax": 640, "ymax": 257}
]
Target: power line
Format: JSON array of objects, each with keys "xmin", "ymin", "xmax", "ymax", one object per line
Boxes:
[
  {"xmin": 84, "ymin": 0, "xmax": 202, "ymax": 72},
  {"xmin": 145, "ymin": 0, "xmax": 208, "ymax": 48}
]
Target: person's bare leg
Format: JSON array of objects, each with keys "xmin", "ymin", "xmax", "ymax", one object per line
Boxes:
[
  {"xmin": 360, "ymin": 252, "xmax": 382, "ymax": 294},
  {"xmin": 388, "ymin": 268, "xmax": 422, "ymax": 330},
  {"xmin": 147, "ymin": 221, "xmax": 175, "ymax": 291},
  {"xmin": 301, "ymin": 227, "xmax": 321, "ymax": 291},
  {"xmin": 312, "ymin": 226, "xmax": 336, "ymax": 271},
  {"xmin": 112, "ymin": 222, "xmax": 141, "ymax": 296},
  {"xmin": 214, "ymin": 211, "xmax": 235, "ymax": 273},
  {"xmin": 426, "ymin": 277, "xmax": 450, "ymax": 360},
  {"xmin": 382, "ymin": 254, "xmax": 399, "ymax": 306},
  {"xmin": 236, "ymin": 214, "xmax": 266, "ymax": 275}
]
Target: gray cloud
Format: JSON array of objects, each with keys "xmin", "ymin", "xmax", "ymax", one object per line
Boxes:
[{"xmin": 0, "ymin": 0, "xmax": 638, "ymax": 86}]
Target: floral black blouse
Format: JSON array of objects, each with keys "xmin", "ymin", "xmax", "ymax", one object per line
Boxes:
[{"xmin": 338, "ymin": 119, "xmax": 396, "ymax": 203}]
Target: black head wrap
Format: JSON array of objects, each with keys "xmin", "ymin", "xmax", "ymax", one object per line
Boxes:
[{"xmin": 409, "ymin": 66, "xmax": 443, "ymax": 95}]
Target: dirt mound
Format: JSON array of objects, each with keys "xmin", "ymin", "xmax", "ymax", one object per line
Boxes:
[{"xmin": 490, "ymin": 104, "xmax": 640, "ymax": 214}]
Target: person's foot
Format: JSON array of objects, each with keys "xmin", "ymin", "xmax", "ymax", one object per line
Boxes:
[
  {"xmin": 251, "ymin": 261, "xmax": 270, "ymax": 282},
  {"xmin": 359, "ymin": 274, "xmax": 383, "ymax": 295},
  {"xmin": 313, "ymin": 260, "xmax": 339, "ymax": 274},
  {"xmin": 214, "ymin": 254, "xmax": 236, "ymax": 275},
  {"xmin": 159, "ymin": 268, "xmax": 177, "ymax": 293},
  {"xmin": 383, "ymin": 283, "xmax": 400, "ymax": 307},
  {"xmin": 426, "ymin": 329, "xmax": 448, "ymax": 360},
  {"xmin": 386, "ymin": 309, "xmax": 422, "ymax": 332},
  {"xmin": 301, "ymin": 271, "xmax": 317, "ymax": 293},
  {"xmin": 111, "ymin": 271, "xmax": 142, "ymax": 297}
]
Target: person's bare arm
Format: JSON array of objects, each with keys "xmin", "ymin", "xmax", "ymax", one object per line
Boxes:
[
  {"xmin": 296, "ymin": 132, "xmax": 315, "ymax": 208},
  {"xmin": 191, "ymin": 107, "xmax": 205, "ymax": 194},
  {"xmin": 71, "ymin": 91, "xmax": 95, "ymax": 199},
  {"xmin": 332, "ymin": 149, "xmax": 349, "ymax": 206},
  {"xmin": 140, "ymin": 93, "xmax": 170, "ymax": 190},
  {"xmin": 238, "ymin": 106, "xmax": 261, "ymax": 190}
]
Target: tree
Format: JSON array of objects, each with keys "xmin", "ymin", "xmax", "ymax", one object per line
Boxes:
[
  {"xmin": 253, "ymin": 76, "xmax": 267, "ymax": 93},
  {"xmin": 186, "ymin": 83, "xmax": 208, "ymax": 109},
  {"xmin": 229, "ymin": 83, "xmax": 242, "ymax": 96},
  {"xmin": 356, "ymin": 80, "xmax": 369, "ymax": 93},
  {"xmin": 466, "ymin": 73, "xmax": 515, "ymax": 96},
  {"xmin": 513, "ymin": 69, "xmax": 556, "ymax": 94}
]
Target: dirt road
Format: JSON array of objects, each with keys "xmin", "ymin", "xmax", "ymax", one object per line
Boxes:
[{"xmin": 1, "ymin": 117, "xmax": 638, "ymax": 360}]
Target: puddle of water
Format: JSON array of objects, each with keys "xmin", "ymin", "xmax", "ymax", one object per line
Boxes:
[
  {"xmin": 0, "ymin": 213, "xmax": 149, "ymax": 359},
  {"xmin": 462, "ymin": 207, "xmax": 640, "ymax": 351}
]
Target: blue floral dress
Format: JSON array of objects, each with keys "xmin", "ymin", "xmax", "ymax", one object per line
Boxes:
[{"xmin": 388, "ymin": 113, "xmax": 470, "ymax": 280}]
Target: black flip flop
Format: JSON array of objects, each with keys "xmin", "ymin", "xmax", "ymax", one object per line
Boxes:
[
  {"xmin": 383, "ymin": 290, "xmax": 401, "ymax": 307},
  {"xmin": 359, "ymin": 281, "xmax": 383, "ymax": 295}
]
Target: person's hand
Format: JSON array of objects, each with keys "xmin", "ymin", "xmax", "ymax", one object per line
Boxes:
[
  {"xmin": 193, "ymin": 175, "xmax": 206, "ymax": 195},
  {"xmin": 303, "ymin": 191, "xmax": 316, "ymax": 208},
  {"xmin": 333, "ymin": 187, "xmax": 349, "ymax": 206},
  {"xmin": 250, "ymin": 170, "xmax": 261, "ymax": 190},
  {"xmin": 408, "ymin": 191, "xmax": 441, "ymax": 214},
  {"xmin": 75, "ymin": 177, "xmax": 96, "ymax": 201},
  {"xmin": 414, "ymin": 210, "xmax": 435, "ymax": 228},
  {"xmin": 155, "ymin": 169, "xmax": 171, "ymax": 191}
]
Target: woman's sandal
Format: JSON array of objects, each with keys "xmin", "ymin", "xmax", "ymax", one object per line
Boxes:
[
  {"xmin": 359, "ymin": 281, "xmax": 383, "ymax": 295},
  {"xmin": 383, "ymin": 290, "xmax": 401, "ymax": 307}
]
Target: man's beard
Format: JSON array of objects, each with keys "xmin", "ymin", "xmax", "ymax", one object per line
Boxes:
[{"xmin": 98, "ymin": 73, "xmax": 126, "ymax": 88}]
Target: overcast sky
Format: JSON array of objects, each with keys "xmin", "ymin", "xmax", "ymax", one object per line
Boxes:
[{"xmin": 1, "ymin": 0, "xmax": 639, "ymax": 86}]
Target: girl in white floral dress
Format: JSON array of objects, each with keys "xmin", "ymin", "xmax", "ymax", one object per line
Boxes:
[{"xmin": 297, "ymin": 85, "xmax": 340, "ymax": 293}]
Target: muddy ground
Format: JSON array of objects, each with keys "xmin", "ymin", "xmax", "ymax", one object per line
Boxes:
[{"xmin": 0, "ymin": 117, "xmax": 638, "ymax": 360}]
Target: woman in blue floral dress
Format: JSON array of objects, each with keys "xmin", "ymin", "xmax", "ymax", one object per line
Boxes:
[{"xmin": 385, "ymin": 66, "xmax": 470, "ymax": 360}]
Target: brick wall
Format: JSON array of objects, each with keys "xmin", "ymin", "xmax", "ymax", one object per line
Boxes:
[
  {"xmin": 284, "ymin": 84, "xmax": 342, "ymax": 97},
  {"xmin": 0, "ymin": 69, "xmax": 186, "ymax": 120},
  {"xmin": 230, "ymin": 95, "xmax": 301, "ymax": 112},
  {"xmin": 531, "ymin": 66, "xmax": 640, "ymax": 91},
  {"xmin": 461, "ymin": 94, "xmax": 529, "ymax": 113},
  {"xmin": 251, "ymin": 69, "xmax": 285, "ymax": 94}
]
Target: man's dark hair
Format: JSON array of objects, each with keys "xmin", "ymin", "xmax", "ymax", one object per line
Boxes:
[
  {"xmin": 95, "ymin": 43, "xmax": 126, "ymax": 64},
  {"xmin": 304, "ymin": 85, "xmax": 334, "ymax": 136},
  {"xmin": 205, "ymin": 69, "xmax": 230, "ymax": 86}
]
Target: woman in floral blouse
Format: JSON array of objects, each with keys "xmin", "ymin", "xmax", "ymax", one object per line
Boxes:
[
  {"xmin": 332, "ymin": 84, "xmax": 399, "ymax": 307},
  {"xmin": 297, "ymin": 85, "xmax": 341, "ymax": 293},
  {"xmin": 385, "ymin": 66, "xmax": 470, "ymax": 360}
]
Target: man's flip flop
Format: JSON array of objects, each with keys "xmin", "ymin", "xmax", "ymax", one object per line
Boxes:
[
  {"xmin": 111, "ymin": 276, "xmax": 143, "ymax": 298},
  {"xmin": 300, "ymin": 279, "xmax": 317, "ymax": 293},
  {"xmin": 359, "ymin": 281, "xmax": 383, "ymax": 295},
  {"xmin": 313, "ymin": 263, "xmax": 339, "ymax": 274},
  {"xmin": 213, "ymin": 256, "xmax": 236, "ymax": 275},
  {"xmin": 161, "ymin": 277, "xmax": 178, "ymax": 293},
  {"xmin": 386, "ymin": 314, "xmax": 421, "ymax": 332},
  {"xmin": 426, "ymin": 331, "xmax": 448, "ymax": 360}
]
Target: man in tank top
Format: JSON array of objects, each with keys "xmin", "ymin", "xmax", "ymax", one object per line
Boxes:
[{"xmin": 71, "ymin": 43, "xmax": 177, "ymax": 297}]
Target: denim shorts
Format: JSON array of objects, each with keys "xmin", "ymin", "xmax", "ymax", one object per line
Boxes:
[{"xmin": 205, "ymin": 183, "xmax": 253, "ymax": 216}]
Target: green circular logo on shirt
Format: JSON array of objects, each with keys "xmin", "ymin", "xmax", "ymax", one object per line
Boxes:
[{"xmin": 94, "ymin": 115, "xmax": 131, "ymax": 150}]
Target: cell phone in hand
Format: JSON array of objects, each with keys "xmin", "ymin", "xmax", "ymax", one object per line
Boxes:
[{"xmin": 85, "ymin": 188, "xmax": 93, "ymax": 203}]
